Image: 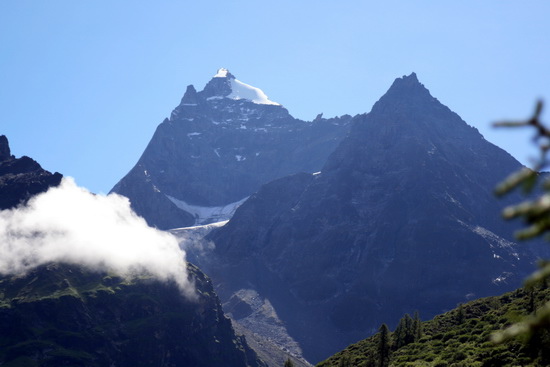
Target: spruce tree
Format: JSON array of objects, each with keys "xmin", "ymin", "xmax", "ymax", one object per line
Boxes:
[
  {"xmin": 393, "ymin": 313, "xmax": 417, "ymax": 349},
  {"xmin": 392, "ymin": 317, "xmax": 405, "ymax": 349},
  {"xmin": 377, "ymin": 323, "xmax": 390, "ymax": 367},
  {"xmin": 492, "ymin": 102, "xmax": 550, "ymax": 342},
  {"xmin": 457, "ymin": 303, "xmax": 465, "ymax": 325},
  {"xmin": 403, "ymin": 313, "xmax": 414, "ymax": 345},
  {"xmin": 338, "ymin": 354, "xmax": 351, "ymax": 367},
  {"xmin": 413, "ymin": 311, "xmax": 422, "ymax": 341},
  {"xmin": 283, "ymin": 358, "xmax": 294, "ymax": 367}
]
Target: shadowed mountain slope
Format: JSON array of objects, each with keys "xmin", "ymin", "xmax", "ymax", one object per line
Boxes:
[{"xmin": 203, "ymin": 73, "xmax": 539, "ymax": 363}]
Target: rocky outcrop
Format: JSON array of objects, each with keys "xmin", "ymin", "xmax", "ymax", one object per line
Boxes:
[
  {"xmin": 111, "ymin": 70, "xmax": 352, "ymax": 229},
  {"xmin": 203, "ymin": 73, "xmax": 539, "ymax": 363},
  {"xmin": 0, "ymin": 135, "xmax": 62, "ymax": 210},
  {"xmin": 0, "ymin": 263, "xmax": 265, "ymax": 367},
  {"xmin": 0, "ymin": 135, "xmax": 11, "ymax": 161}
]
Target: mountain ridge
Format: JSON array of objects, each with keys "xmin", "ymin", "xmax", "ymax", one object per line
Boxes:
[
  {"xmin": 200, "ymin": 73, "xmax": 539, "ymax": 362},
  {"xmin": 111, "ymin": 69, "xmax": 353, "ymax": 229}
]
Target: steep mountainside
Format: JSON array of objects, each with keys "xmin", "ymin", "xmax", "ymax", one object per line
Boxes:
[
  {"xmin": 0, "ymin": 135, "xmax": 62, "ymax": 210},
  {"xmin": 318, "ymin": 284, "xmax": 550, "ymax": 366},
  {"xmin": 0, "ymin": 263, "xmax": 265, "ymax": 367},
  {"xmin": 203, "ymin": 74, "xmax": 539, "ymax": 363},
  {"xmin": 111, "ymin": 69, "xmax": 352, "ymax": 229}
]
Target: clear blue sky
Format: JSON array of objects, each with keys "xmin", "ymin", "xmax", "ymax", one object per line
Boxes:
[{"xmin": 1, "ymin": 1, "xmax": 548, "ymax": 194}]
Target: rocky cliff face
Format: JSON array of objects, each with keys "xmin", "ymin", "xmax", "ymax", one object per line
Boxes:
[
  {"xmin": 0, "ymin": 263, "xmax": 265, "ymax": 367},
  {"xmin": 203, "ymin": 74, "xmax": 539, "ymax": 363},
  {"xmin": 111, "ymin": 69, "xmax": 352, "ymax": 229},
  {"xmin": 0, "ymin": 135, "xmax": 62, "ymax": 210}
]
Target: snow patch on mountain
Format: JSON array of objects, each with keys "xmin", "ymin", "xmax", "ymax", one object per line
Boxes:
[
  {"xmin": 214, "ymin": 68, "xmax": 230, "ymax": 78},
  {"xmin": 211, "ymin": 68, "xmax": 279, "ymax": 105},
  {"xmin": 227, "ymin": 79, "xmax": 280, "ymax": 106},
  {"xmin": 166, "ymin": 195, "xmax": 248, "ymax": 225},
  {"xmin": 472, "ymin": 225, "xmax": 520, "ymax": 260},
  {"xmin": 492, "ymin": 271, "xmax": 513, "ymax": 285},
  {"xmin": 458, "ymin": 219, "xmax": 520, "ymax": 261}
]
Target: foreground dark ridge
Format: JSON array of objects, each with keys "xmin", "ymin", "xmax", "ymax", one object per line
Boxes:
[{"xmin": 0, "ymin": 263, "xmax": 265, "ymax": 367}]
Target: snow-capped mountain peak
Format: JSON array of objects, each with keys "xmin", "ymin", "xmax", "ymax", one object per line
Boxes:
[
  {"xmin": 205, "ymin": 68, "xmax": 279, "ymax": 106},
  {"xmin": 227, "ymin": 78, "xmax": 280, "ymax": 106},
  {"xmin": 213, "ymin": 68, "xmax": 234, "ymax": 79}
]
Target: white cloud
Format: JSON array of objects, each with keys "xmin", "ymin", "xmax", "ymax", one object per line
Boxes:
[{"xmin": 0, "ymin": 177, "xmax": 194, "ymax": 297}]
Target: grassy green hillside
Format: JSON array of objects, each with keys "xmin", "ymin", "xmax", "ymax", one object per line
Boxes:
[{"xmin": 317, "ymin": 285, "xmax": 550, "ymax": 367}]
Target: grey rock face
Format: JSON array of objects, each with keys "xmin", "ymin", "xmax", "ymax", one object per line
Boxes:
[
  {"xmin": 205, "ymin": 74, "xmax": 538, "ymax": 363},
  {"xmin": 201, "ymin": 69, "xmax": 235, "ymax": 98},
  {"xmin": 0, "ymin": 135, "xmax": 62, "ymax": 210},
  {"xmin": 111, "ymin": 70, "xmax": 352, "ymax": 229}
]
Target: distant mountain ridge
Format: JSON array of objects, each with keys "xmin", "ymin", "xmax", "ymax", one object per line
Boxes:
[
  {"xmin": 199, "ymin": 73, "xmax": 540, "ymax": 363},
  {"xmin": 111, "ymin": 69, "xmax": 353, "ymax": 229}
]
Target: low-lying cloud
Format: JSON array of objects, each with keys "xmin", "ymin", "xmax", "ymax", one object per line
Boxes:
[{"xmin": 0, "ymin": 177, "xmax": 193, "ymax": 297}]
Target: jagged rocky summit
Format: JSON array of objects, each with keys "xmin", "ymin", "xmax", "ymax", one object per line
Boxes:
[
  {"xmin": 111, "ymin": 69, "xmax": 352, "ymax": 229},
  {"xmin": 200, "ymin": 73, "xmax": 540, "ymax": 363},
  {"xmin": 0, "ymin": 135, "xmax": 62, "ymax": 210}
]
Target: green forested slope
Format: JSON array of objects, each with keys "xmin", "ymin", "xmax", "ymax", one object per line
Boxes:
[{"xmin": 318, "ymin": 285, "xmax": 550, "ymax": 367}]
